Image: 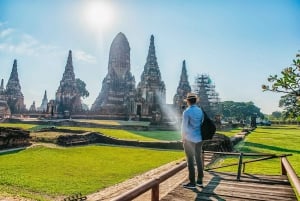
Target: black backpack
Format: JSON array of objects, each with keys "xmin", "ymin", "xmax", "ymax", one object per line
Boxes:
[{"xmin": 201, "ymin": 109, "xmax": 216, "ymax": 140}]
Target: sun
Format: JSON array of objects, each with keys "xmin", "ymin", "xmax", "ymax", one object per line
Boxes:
[{"xmin": 84, "ymin": 1, "xmax": 114, "ymax": 29}]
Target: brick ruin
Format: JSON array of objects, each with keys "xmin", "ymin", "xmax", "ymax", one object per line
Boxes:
[
  {"xmin": 0, "ymin": 127, "xmax": 31, "ymax": 149},
  {"xmin": 91, "ymin": 33, "xmax": 167, "ymax": 122},
  {"xmin": 55, "ymin": 50, "xmax": 82, "ymax": 116}
]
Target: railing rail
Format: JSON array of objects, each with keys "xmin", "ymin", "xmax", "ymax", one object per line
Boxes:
[
  {"xmin": 112, "ymin": 161, "xmax": 187, "ymax": 201},
  {"xmin": 281, "ymin": 156, "xmax": 300, "ymax": 197}
]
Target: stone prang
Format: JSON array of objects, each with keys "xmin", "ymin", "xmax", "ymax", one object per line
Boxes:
[
  {"xmin": 5, "ymin": 60, "xmax": 26, "ymax": 113},
  {"xmin": 55, "ymin": 50, "xmax": 82, "ymax": 114},
  {"xmin": 91, "ymin": 32, "xmax": 136, "ymax": 116},
  {"xmin": 173, "ymin": 60, "xmax": 192, "ymax": 114},
  {"xmin": 136, "ymin": 35, "xmax": 166, "ymax": 120},
  {"xmin": 38, "ymin": 90, "xmax": 48, "ymax": 112}
]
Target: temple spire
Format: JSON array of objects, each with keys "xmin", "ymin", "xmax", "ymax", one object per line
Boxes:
[
  {"xmin": 38, "ymin": 90, "xmax": 48, "ymax": 112},
  {"xmin": 61, "ymin": 50, "xmax": 75, "ymax": 82},
  {"xmin": 9, "ymin": 60, "xmax": 19, "ymax": 82},
  {"xmin": 145, "ymin": 35, "xmax": 158, "ymax": 69},
  {"xmin": 5, "ymin": 59, "xmax": 25, "ymax": 113},
  {"xmin": 43, "ymin": 90, "xmax": 47, "ymax": 100},
  {"xmin": 6, "ymin": 59, "xmax": 22, "ymax": 94},
  {"xmin": 173, "ymin": 60, "xmax": 191, "ymax": 112},
  {"xmin": 180, "ymin": 60, "xmax": 188, "ymax": 82},
  {"xmin": 55, "ymin": 50, "xmax": 82, "ymax": 114}
]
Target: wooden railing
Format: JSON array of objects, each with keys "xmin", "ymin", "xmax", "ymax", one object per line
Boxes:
[
  {"xmin": 112, "ymin": 161, "xmax": 187, "ymax": 201},
  {"xmin": 112, "ymin": 151, "xmax": 300, "ymax": 201},
  {"xmin": 204, "ymin": 151, "xmax": 292, "ymax": 180}
]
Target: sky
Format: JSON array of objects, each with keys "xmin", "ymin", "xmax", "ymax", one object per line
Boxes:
[{"xmin": 0, "ymin": 0, "xmax": 299, "ymax": 114}]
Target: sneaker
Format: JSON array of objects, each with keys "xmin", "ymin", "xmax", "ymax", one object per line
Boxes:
[
  {"xmin": 196, "ymin": 180, "xmax": 203, "ymax": 187},
  {"xmin": 182, "ymin": 182, "xmax": 196, "ymax": 189}
]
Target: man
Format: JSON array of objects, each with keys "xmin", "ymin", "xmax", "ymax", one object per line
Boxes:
[{"xmin": 181, "ymin": 93, "xmax": 204, "ymax": 189}]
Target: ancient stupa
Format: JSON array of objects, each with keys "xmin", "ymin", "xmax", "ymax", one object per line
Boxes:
[
  {"xmin": 173, "ymin": 60, "xmax": 192, "ymax": 113},
  {"xmin": 136, "ymin": 35, "xmax": 166, "ymax": 120},
  {"xmin": 38, "ymin": 90, "xmax": 48, "ymax": 112},
  {"xmin": 55, "ymin": 50, "xmax": 82, "ymax": 114},
  {"xmin": 91, "ymin": 32, "xmax": 136, "ymax": 116},
  {"xmin": 5, "ymin": 59, "xmax": 26, "ymax": 113}
]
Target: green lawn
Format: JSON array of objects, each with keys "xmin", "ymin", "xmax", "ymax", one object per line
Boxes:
[
  {"xmin": 0, "ymin": 145, "xmax": 184, "ymax": 200},
  {"xmin": 217, "ymin": 127, "xmax": 243, "ymax": 137},
  {"xmin": 210, "ymin": 125, "xmax": 300, "ymax": 175},
  {"xmin": 58, "ymin": 126, "xmax": 181, "ymax": 141},
  {"xmin": 0, "ymin": 123, "xmax": 37, "ymax": 130}
]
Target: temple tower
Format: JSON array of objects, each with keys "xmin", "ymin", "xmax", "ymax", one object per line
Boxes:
[
  {"xmin": 91, "ymin": 32, "xmax": 136, "ymax": 116},
  {"xmin": 136, "ymin": 35, "xmax": 166, "ymax": 120},
  {"xmin": 5, "ymin": 60, "xmax": 26, "ymax": 113},
  {"xmin": 55, "ymin": 50, "xmax": 82, "ymax": 115},
  {"xmin": 173, "ymin": 60, "xmax": 192, "ymax": 113},
  {"xmin": 38, "ymin": 90, "xmax": 48, "ymax": 112}
]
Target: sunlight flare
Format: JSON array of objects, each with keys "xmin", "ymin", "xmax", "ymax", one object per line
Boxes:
[{"xmin": 84, "ymin": 0, "xmax": 114, "ymax": 29}]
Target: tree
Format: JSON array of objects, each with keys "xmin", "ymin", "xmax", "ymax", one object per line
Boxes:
[
  {"xmin": 76, "ymin": 78, "xmax": 89, "ymax": 99},
  {"xmin": 220, "ymin": 101, "xmax": 263, "ymax": 121},
  {"xmin": 262, "ymin": 53, "xmax": 300, "ymax": 119},
  {"xmin": 271, "ymin": 111, "xmax": 282, "ymax": 119}
]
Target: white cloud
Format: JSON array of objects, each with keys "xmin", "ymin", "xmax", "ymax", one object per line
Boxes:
[
  {"xmin": 0, "ymin": 28, "xmax": 14, "ymax": 38},
  {"xmin": 0, "ymin": 22, "xmax": 96, "ymax": 63},
  {"xmin": 73, "ymin": 49, "xmax": 97, "ymax": 63}
]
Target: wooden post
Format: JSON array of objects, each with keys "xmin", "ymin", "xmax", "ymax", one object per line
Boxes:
[
  {"xmin": 151, "ymin": 183, "xmax": 159, "ymax": 201},
  {"xmin": 237, "ymin": 152, "xmax": 243, "ymax": 181},
  {"xmin": 281, "ymin": 157, "xmax": 287, "ymax": 175}
]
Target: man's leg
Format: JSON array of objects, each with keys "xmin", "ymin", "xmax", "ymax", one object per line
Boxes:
[
  {"xmin": 195, "ymin": 141, "xmax": 204, "ymax": 185},
  {"xmin": 183, "ymin": 140, "xmax": 196, "ymax": 184}
]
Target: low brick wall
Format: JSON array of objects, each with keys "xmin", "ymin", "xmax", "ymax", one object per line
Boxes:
[
  {"xmin": 0, "ymin": 127, "xmax": 31, "ymax": 149},
  {"xmin": 56, "ymin": 131, "xmax": 233, "ymax": 152}
]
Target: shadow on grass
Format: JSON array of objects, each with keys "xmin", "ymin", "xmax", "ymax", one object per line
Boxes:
[
  {"xmin": 128, "ymin": 130, "xmax": 181, "ymax": 141},
  {"xmin": 0, "ymin": 148, "xmax": 25, "ymax": 156},
  {"xmin": 259, "ymin": 126, "xmax": 299, "ymax": 130},
  {"xmin": 243, "ymin": 142, "xmax": 300, "ymax": 154}
]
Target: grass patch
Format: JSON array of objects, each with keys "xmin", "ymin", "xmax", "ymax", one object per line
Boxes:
[
  {"xmin": 124, "ymin": 130, "xmax": 181, "ymax": 141},
  {"xmin": 210, "ymin": 125, "xmax": 300, "ymax": 175},
  {"xmin": 76, "ymin": 119, "xmax": 150, "ymax": 126},
  {"xmin": 0, "ymin": 145, "xmax": 184, "ymax": 199},
  {"xmin": 58, "ymin": 126, "xmax": 181, "ymax": 141},
  {"xmin": 0, "ymin": 123, "xmax": 37, "ymax": 130}
]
